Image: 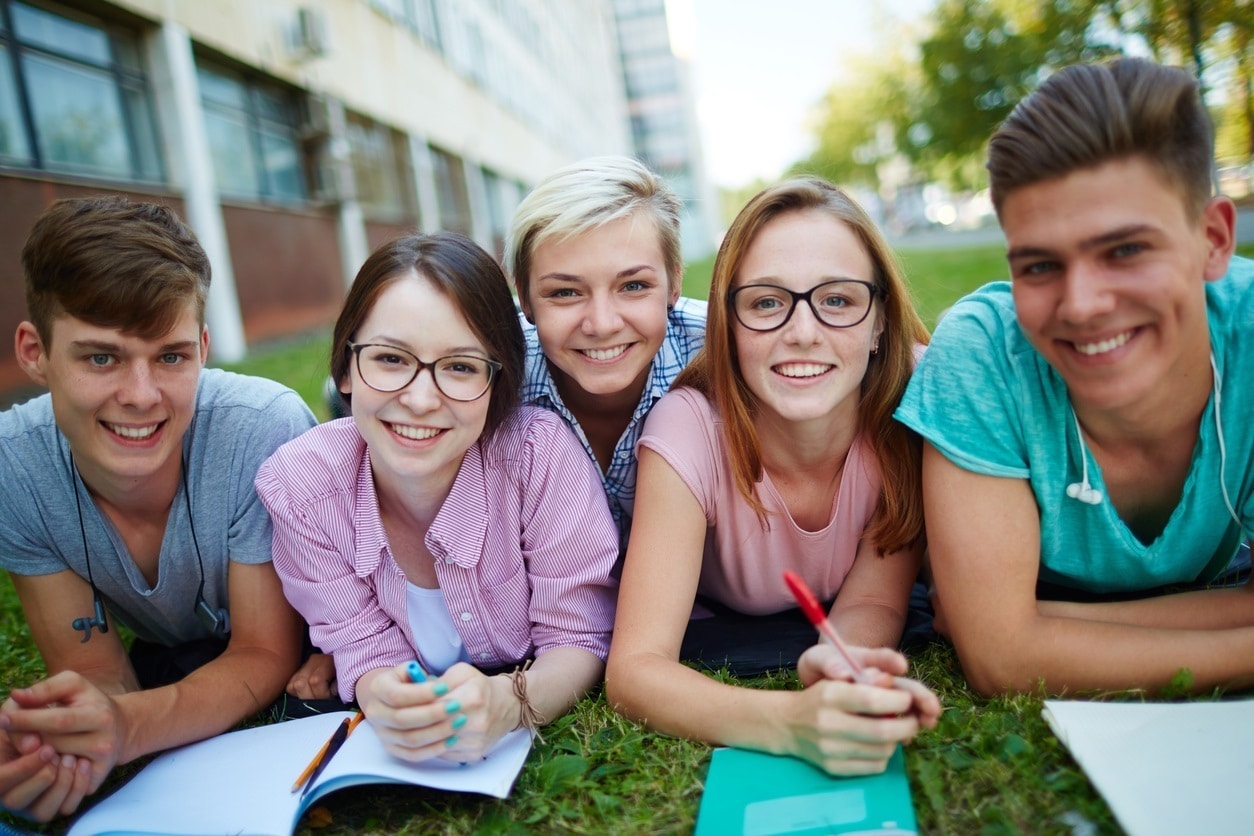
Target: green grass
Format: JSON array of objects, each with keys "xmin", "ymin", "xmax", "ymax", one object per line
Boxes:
[{"xmin": 7, "ymin": 239, "xmax": 1247, "ymax": 833}]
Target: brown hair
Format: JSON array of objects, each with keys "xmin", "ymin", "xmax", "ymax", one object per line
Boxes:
[
  {"xmin": 988, "ymin": 57, "xmax": 1214, "ymax": 217},
  {"xmin": 674, "ymin": 177, "xmax": 929, "ymax": 554},
  {"xmin": 21, "ymin": 196, "xmax": 210, "ymax": 345},
  {"xmin": 331, "ymin": 233, "xmax": 525, "ymax": 440}
]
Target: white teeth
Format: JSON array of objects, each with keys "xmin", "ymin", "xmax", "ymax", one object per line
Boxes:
[
  {"xmin": 106, "ymin": 423, "xmax": 158, "ymax": 439},
  {"xmin": 1074, "ymin": 331, "xmax": 1132, "ymax": 356},
  {"xmin": 581, "ymin": 345, "xmax": 628, "ymax": 361},
  {"xmin": 390, "ymin": 424, "xmax": 441, "ymax": 440},
  {"xmin": 775, "ymin": 362, "xmax": 832, "ymax": 378}
]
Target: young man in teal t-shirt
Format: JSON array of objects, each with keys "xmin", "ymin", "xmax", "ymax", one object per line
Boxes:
[{"xmin": 896, "ymin": 58, "xmax": 1254, "ymax": 696}]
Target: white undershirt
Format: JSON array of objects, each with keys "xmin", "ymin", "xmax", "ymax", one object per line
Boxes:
[{"xmin": 404, "ymin": 582, "xmax": 470, "ymax": 675}]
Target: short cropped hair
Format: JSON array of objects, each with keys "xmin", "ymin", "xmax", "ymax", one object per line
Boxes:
[
  {"xmin": 331, "ymin": 233, "xmax": 525, "ymax": 440},
  {"xmin": 988, "ymin": 57, "xmax": 1214, "ymax": 217},
  {"xmin": 21, "ymin": 196, "xmax": 211, "ymax": 345},
  {"xmin": 675, "ymin": 177, "xmax": 929, "ymax": 554},
  {"xmin": 505, "ymin": 156, "xmax": 683, "ymax": 302}
]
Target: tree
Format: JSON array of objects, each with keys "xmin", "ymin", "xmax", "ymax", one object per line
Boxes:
[{"xmin": 900, "ymin": 0, "xmax": 1119, "ymax": 188}]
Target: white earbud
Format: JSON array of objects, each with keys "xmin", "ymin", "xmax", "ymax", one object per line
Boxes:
[
  {"xmin": 1066, "ymin": 410, "xmax": 1103, "ymax": 506},
  {"xmin": 1066, "ymin": 481, "xmax": 1102, "ymax": 505}
]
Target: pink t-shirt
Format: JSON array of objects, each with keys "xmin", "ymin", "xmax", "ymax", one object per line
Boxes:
[{"xmin": 636, "ymin": 387, "xmax": 882, "ymax": 616}]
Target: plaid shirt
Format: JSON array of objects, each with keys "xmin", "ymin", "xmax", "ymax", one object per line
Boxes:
[{"xmin": 520, "ymin": 296, "xmax": 707, "ymax": 547}]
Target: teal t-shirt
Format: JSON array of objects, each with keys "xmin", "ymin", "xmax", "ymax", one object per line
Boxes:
[{"xmin": 895, "ymin": 259, "xmax": 1254, "ymax": 594}]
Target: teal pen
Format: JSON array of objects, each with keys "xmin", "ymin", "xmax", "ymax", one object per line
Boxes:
[{"xmin": 406, "ymin": 660, "xmax": 428, "ymax": 683}]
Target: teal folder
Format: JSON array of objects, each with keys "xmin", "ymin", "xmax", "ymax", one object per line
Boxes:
[{"xmin": 694, "ymin": 745, "xmax": 917, "ymax": 835}]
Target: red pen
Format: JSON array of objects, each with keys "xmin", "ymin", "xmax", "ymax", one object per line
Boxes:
[{"xmin": 783, "ymin": 570, "xmax": 873, "ymax": 685}]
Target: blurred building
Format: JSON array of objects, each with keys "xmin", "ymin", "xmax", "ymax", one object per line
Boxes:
[
  {"xmin": 0, "ymin": 0, "xmax": 638, "ymax": 390},
  {"xmin": 611, "ymin": 0, "xmax": 716, "ymax": 260}
]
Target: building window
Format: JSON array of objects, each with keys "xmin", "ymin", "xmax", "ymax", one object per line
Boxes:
[
  {"xmin": 346, "ymin": 111, "xmax": 415, "ymax": 223},
  {"xmin": 429, "ymin": 145, "xmax": 471, "ymax": 237},
  {"xmin": 0, "ymin": 0, "xmax": 162, "ymax": 181},
  {"xmin": 197, "ymin": 60, "xmax": 305, "ymax": 203}
]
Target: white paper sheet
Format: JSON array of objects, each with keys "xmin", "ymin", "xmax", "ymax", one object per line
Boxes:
[{"xmin": 1042, "ymin": 699, "xmax": 1254, "ymax": 836}]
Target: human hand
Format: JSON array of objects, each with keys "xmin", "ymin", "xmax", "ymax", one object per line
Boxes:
[
  {"xmin": 797, "ymin": 644, "xmax": 909, "ymax": 687},
  {"xmin": 432, "ymin": 663, "xmax": 521, "ymax": 762},
  {"xmin": 357, "ymin": 664, "xmax": 463, "ymax": 763},
  {"xmin": 287, "ymin": 653, "xmax": 336, "ymax": 700},
  {"xmin": 0, "ymin": 720, "xmax": 92, "ymax": 821},
  {"xmin": 787, "ymin": 679, "xmax": 929, "ymax": 776},
  {"xmin": 0, "ymin": 672, "xmax": 125, "ymax": 795},
  {"xmin": 797, "ymin": 644, "xmax": 941, "ymax": 728}
]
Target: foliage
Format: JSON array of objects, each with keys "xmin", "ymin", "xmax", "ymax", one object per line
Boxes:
[{"xmin": 804, "ymin": 0, "xmax": 1254, "ymax": 193}]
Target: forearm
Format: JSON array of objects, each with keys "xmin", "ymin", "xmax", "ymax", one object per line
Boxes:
[
  {"xmin": 606, "ymin": 651, "xmax": 794, "ymax": 754},
  {"xmin": 512, "ymin": 647, "xmax": 603, "ymax": 726},
  {"xmin": 114, "ymin": 640, "xmax": 297, "ymax": 763},
  {"xmin": 957, "ymin": 613, "xmax": 1254, "ymax": 696},
  {"xmin": 1038, "ymin": 585, "xmax": 1254, "ymax": 631},
  {"xmin": 830, "ymin": 601, "xmax": 908, "ymax": 650}
]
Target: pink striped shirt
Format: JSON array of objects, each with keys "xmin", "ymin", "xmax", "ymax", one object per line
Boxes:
[{"xmin": 255, "ymin": 408, "xmax": 619, "ymax": 702}]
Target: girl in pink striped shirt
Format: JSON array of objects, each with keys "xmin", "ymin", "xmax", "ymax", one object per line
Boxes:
[{"xmin": 256, "ymin": 233, "xmax": 618, "ymax": 763}]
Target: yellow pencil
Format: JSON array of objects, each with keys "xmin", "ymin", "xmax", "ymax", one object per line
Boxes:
[{"xmin": 291, "ymin": 712, "xmax": 365, "ymax": 793}]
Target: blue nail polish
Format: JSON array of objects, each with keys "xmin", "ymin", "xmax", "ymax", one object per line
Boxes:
[
  {"xmin": 433, "ymin": 681, "xmax": 449, "ymax": 697},
  {"xmin": 444, "ymin": 700, "xmax": 461, "ymax": 714},
  {"xmin": 445, "ymin": 735, "xmax": 458, "ymax": 747},
  {"xmin": 451, "ymin": 713, "xmax": 468, "ymax": 730}
]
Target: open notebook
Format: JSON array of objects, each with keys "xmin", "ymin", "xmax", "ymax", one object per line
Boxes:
[{"xmin": 68, "ymin": 712, "xmax": 531, "ymax": 836}]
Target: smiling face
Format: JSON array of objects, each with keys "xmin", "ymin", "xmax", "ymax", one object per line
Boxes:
[
  {"xmin": 17, "ymin": 304, "xmax": 208, "ymax": 494},
  {"xmin": 340, "ymin": 272, "xmax": 492, "ymax": 497},
  {"xmin": 732, "ymin": 209, "xmax": 882, "ymax": 429},
  {"xmin": 1002, "ymin": 156, "xmax": 1232, "ymax": 417},
  {"xmin": 522, "ymin": 212, "xmax": 679, "ymax": 410}
]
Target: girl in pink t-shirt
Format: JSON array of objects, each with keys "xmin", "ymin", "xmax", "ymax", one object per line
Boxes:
[{"xmin": 606, "ymin": 178, "xmax": 940, "ymax": 777}]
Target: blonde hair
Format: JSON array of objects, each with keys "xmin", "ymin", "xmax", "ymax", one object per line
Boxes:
[
  {"xmin": 675, "ymin": 177, "xmax": 929, "ymax": 554},
  {"xmin": 505, "ymin": 156, "xmax": 683, "ymax": 301}
]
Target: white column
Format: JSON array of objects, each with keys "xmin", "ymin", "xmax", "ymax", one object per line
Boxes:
[
  {"xmin": 323, "ymin": 98, "xmax": 369, "ymax": 288},
  {"xmin": 408, "ymin": 134, "xmax": 441, "ymax": 235},
  {"xmin": 146, "ymin": 20, "xmax": 247, "ymax": 362},
  {"xmin": 462, "ymin": 160, "xmax": 493, "ymax": 251}
]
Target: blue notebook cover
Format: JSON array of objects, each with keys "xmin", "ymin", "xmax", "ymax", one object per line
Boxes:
[{"xmin": 695, "ymin": 745, "xmax": 917, "ymax": 836}]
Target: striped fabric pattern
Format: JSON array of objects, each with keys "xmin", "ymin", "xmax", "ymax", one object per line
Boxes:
[
  {"xmin": 255, "ymin": 408, "xmax": 619, "ymax": 703},
  {"xmin": 519, "ymin": 296, "xmax": 707, "ymax": 544}
]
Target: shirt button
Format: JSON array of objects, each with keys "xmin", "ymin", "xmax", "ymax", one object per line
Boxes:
[
  {"xmin": 478, "ymin": 652, "xmax": 490, "ymax": 660},
  {"xmin": 460, "ymin": 612, "xmax": 473, "ymax": 621}
]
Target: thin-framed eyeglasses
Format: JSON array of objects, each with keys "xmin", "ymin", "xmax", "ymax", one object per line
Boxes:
[
  {"xmin": 347, "ymin": 342, "xmax": 501, "ymax": 402},
  {"xmin": 728, "ymin": 280, "xmax": 883, "ymax": 332}
]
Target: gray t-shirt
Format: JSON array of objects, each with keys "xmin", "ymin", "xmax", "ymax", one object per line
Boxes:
[{"xmin": 0, "ymin": 369, "xmax": 316, "ymax": 645}]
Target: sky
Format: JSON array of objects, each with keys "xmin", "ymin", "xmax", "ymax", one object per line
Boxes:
[{"xmin": 677, "ymin": 0, "xmax": 936, "ymax": 189}]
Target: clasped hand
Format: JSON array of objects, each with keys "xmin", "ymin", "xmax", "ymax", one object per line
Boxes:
[
  {"xmin": 0, "ymin": 671, "xmax": 125, "ymax": 821},
  {"xmin": 789, "ymin": 644, "xmax": 942, "ymax": 776},
  {"xmin": 361, "ymin": 662, "xmax": 519, "ymax": 764}
]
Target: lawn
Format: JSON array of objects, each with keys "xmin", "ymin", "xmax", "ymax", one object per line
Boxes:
[{"xmin": 5, "ymin": 239, "xmax": 1250, "ymax": 834}]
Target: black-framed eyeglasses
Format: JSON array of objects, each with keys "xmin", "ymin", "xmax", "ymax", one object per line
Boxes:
[
  {"xmin": 347, "ymin": 342, "xmax": 501, "ymax": 402},
  {"xmin": 728, "ymin": 280, "xmax": 883, "ymax": 332}
]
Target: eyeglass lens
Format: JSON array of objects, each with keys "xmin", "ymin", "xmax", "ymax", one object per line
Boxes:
[
  {"xmin": 732, "ymin": 280, "xmax": 875, "ymax": 331},
  {"xmin": 353, "ymin": 343, "xmax": 495, "ymax": 401}
]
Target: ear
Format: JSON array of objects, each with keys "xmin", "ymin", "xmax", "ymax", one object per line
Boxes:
[
  {"xmin": 667, "ymin": 270, "xmax": 683, "ymax": 308},
  {"xmin": 14, "ymin": 322, "xmax": 49, "ymax": 386},
  {"xmin": 199, "ymin": 325, "xmax": 211, "ymax": 364},
  {"xmin": 517, "ymin": 293, "xmax": 535, "ymax": 325},
  {"xmin": 338, "ymin": 372, "xmax": 352, "ymax": 396},
  {"xmin": 1200, "ymin": 196, "xmax": 1236, "ymax": 283}
]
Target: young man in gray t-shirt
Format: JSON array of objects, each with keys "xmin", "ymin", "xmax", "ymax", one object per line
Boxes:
[{"xmin": 0, "ymin": 197, "xmax": 316, "ymax": 821}]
